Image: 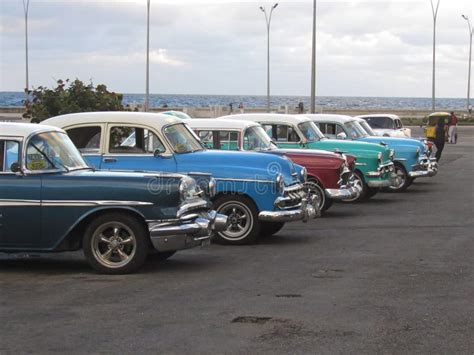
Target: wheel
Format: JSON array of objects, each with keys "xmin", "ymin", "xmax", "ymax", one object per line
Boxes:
[
  {"xmin": 148, "ymin": 250, "xmax": 176, "ymax": 262},
  {"xmin": 213, "ymin": 194, "xmax": 260, "ymax": 245},
  {"xmin": 83, "ymin": 212, "xmax": 149, "ymax": 274},
  {"xmin": 260, "ymin": 222, "xmax": 285, "ymax": 237},
  {"xmin": 341, "ymin": 170, "xmax": 367, "ymax": 203},
  {"xmin": 305, "ymin": 179, "xmax": 333, "ymax": 212},
  {"xmin": 382, "ymin": 163, "xmax": 411, "ymax": 193}
]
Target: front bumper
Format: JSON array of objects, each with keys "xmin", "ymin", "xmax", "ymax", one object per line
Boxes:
[
  {"xmin": 366, "ymin": 162, "xmax": 397, "ymax": 188},
  {"xmin": 258, "ymin": 195, "xmax": 319, "ymax": 222},
  {"xmin": 325, "ymin": 175, "xmax": 362, "ymax": 200},
  {"xmin": 409, "ymin": 157, "xmax": 439, "ymax": 178},
  {"xmin": 149, "ymin": 210, "xmax": 228, "ymax": 252}
]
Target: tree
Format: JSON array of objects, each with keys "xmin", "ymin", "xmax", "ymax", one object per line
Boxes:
[{"xmin": 24, "ymin": 79, "xmax": 124, "ymax": 123}]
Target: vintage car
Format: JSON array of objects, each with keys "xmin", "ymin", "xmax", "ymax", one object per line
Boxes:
[
  {"xmin": 356, "ymin": 114, "xmax": 412, "ymax": 138},
  {"xmin": 185, "ymin": 118, "xmax": 361, "ymax": 211},
  {"xmin": 307, "ymin": 114, "xmax": 438, "ymax": 192},
  {"xmin": 44, "ymin": 112, "xmax": 318, "ymax": 245},
  {"xmin": 222, "ymin": 114, "xmax": 396, "ymax": 202},
  {"xmin": 0, "ymin": 122, "xmax": 227, "ymax": 274}
]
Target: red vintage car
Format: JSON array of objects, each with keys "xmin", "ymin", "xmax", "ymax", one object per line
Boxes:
[{"xmin": 186, "ymin": 119, "xmax": 361, "ymax": 212}]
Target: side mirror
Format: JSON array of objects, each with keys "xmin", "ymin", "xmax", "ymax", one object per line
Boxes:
[
  {"xmin": 10, "ymin": 162, "xmax": 22, "ymax": 174},
  {"xmin": 154, "ymin": 149, "xmax": 173, "ymax": 159},
  {"xmin": 336, "ymin": 132, "xmax": 347, "ymax": 140}
]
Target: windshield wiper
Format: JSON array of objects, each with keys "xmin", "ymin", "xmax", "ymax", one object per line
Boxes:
[{"xmin": 31, "ymin": 143, "xmax": 70, "ymax": 172}]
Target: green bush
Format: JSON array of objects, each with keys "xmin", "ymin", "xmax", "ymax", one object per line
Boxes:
[{"xmin": 24, "ymin": 79, "xmax": 124, "ymax": 123}]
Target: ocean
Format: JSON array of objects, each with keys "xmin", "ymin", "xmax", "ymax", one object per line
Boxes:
[{"xmin": 0, "ymin": 91, "xmax": 467, "ymax": 110}]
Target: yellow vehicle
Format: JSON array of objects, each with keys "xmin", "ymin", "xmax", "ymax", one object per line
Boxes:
[{"xmin": 424, "ymin": 112, "xmax": 450, "ymax": 140}]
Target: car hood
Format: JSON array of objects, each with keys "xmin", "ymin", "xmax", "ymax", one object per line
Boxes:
[
  {"xmin": 175, "ymin": 150, "xmax": 300, "ymax": 185},
  {"xmin": 309, "ymin": 139, "xmax": 390, "ymax": 161}
]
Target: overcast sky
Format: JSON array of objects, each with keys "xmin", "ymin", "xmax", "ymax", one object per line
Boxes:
[{"xmin": 0, "ymin": 0, "xmax": 472, "ymax": 97}]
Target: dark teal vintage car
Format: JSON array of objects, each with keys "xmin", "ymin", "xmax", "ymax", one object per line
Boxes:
[{"xmin": 0, "ymin": 123, "xmax": 227, "ymax": 274}]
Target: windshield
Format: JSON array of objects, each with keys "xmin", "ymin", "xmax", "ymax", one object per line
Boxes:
[
  {"xmin": 364, "ymin": 116, "xmax": 394, "ymax": 129},
  {"xmin": 243, "ymin": 126, "xmax": 277, "ymax": 151},
  {"xmin": 357, "ymin": 120, "xmax": 376, "ymax": 136},
  {"xmin": 26, "ymin": 131, "xmax": 89, "ymax": 171},
  {"xmin": 297, "ymin": 122, "xmax": 325, "ymax": 142},
  {"xmin": 344, "ymin": 121, "xmax": 368, "ymax": 139},
  {"xmin": 163, "ymin": 123, "xmax": 203, "ymax": 153}
]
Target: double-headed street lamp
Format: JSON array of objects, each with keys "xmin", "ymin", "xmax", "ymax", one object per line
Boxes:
[
  {"xmin": 462, "ymin": 14, "xmax": 473, "ymax": 113},
  {"xmin": 260, "ymin": 3, "xmax": 278, "ymax": 113},
  {"xmin": 430, "ymin": 0, "xmax": 440, "ymax": 111}
]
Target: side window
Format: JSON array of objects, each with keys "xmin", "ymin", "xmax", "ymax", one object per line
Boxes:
[
  {"xmin": 218, "ymin": 131, "xmax": 239, "ymax": 151},
  {"xmin": 66, "ymin": 126, "xmax": 101, "ymax": 154},
  {"xmin": 395, "ymin": 119, "xmax": 402, "ymax": 129},
  {"xmin": 109, "ymin": 126, "xmax": 165, "ymax": 154},
  {"xmin": 319, "ymin": 123, "xmax": 337, "ymax": 138},
  {"xmin": 262, "ymin": 125, "xmax": 274, "ymax": 139},
  {"xmin": 1, "ymin": 140, "xmax": 20, "ymax": 172},
  {"xmin": 198, "ymin": 130, "xmax": 214, "ymax": 149},
  {"xmin": 276, "ymin": 125, "xmax": 289, "ymax": 141}
]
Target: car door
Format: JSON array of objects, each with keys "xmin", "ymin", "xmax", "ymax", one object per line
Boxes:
[
  {"xmin": 65, "ymin": 124, "xmax": 105, "ymax": 168},
  {"xmin": 100, "ymin": 124, "xmax": 178, "ymax": 173},
  {"xmin": 0, "ymin": 138, "xmax": 42, "ymax": 249}
]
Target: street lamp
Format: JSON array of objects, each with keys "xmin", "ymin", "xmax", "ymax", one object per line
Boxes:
[
  {"xmin": 260, "ymin": 3, "xmax": 278, "ymax": 113},
  {"xmin": 430, "ymin": 0, "xmax": 440, "ymax": 111},
  {"xmin": 462, "ymin": 14, "xmax": 473, "ymax": 113},
  {"xmin": 145, "ymin": 0, "xmax": 151, "ymax": 112},
  {"xmin": 22, "ymin": 0, "xmax": 30, "ymax": 105},
  {"xmin": 310, "ymin": 0, "xmax": 316, "ymax": 113}
]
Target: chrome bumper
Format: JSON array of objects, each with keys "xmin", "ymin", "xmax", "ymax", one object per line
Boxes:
[
  {"xmin": 366, "ymin": 162, "xmax": 397, "ymax": 188},
  {"xmin": 258, "ymin": 195, "xmax": 319, "ymax": 223},
  {"xmin": 325, "ymin": 175, "xmax": 362, "ymax": 200},
  {"xmin": 149, "ymin": 210, "xmax": 228, "ymax": 252},
  {"xmin": 409, "ymin": 158, "xmax": 439, "ymax": 178}
]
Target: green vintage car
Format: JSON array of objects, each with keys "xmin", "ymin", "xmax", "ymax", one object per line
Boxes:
[{"xmin": 223, "ymin": 114, "xmax": 396, "ymax": 201}]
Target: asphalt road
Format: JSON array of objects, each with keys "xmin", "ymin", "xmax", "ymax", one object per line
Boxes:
[{"xmin": 1, "ymin": 127, "xmax": 473, "ymax": 354}]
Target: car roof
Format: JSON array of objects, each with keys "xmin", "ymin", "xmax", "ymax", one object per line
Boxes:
[
  {"xmin": 304, "ymin": 114, "xmax": 354, "ymax": 123},
  {"xmin": 428, "ymin": 112, "xmax": 451, "ymax": 117},
  {"xmin": 356, "ymin": 114, "xmax": 400, "ymax": 120},
  {"xmin": 185, "ymin": 118, "xmax": 259, "ymax": 130},
  {"xmin": 43, "ymin": 111, "xmax": 181, "ymax": 129},
  {"xmin": 0, "ymin": 122, "xmax": 64, "ymax": 138},
  {"xmin": 220, "ymin": 113, "xmax": 313, "ymax": 125}
]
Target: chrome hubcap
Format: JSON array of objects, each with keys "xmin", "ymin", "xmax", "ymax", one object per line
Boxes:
[
  {"xmin": 306, "ymin": 182, "xmax": 324, "ymax": 209},
  {"xmin": 390, "ymin": 167, "xmax": 406, "ymax": 189},
  {"xmin": 217, "ymin": 202, "xmax": 253, "ymax": 240},
  {"xmin": 92, "ymin": 222, "xmax": 136, "ymax": 268}
]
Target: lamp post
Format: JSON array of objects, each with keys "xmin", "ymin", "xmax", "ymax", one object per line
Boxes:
[
  {"xmin": 310, "ymin": 0, "xmax": 316, "ymax": 113},
  {"xmin": 462, "ymin": 14, "xmax": 473, "ymax": 113},
  {"xmin": 22, "ymin": 0, "xmax": 30, "ymax": 104},
  {"xmin": 260, "ymin": 3, "xmax": 278, "ymax": 113},
  {"xmin": 430, "ymin": 0, "xmax": 440, "ymax": 111},
  {"xmin": 144, "ymin": 0, "xmax": 151, "ymax": 112}
]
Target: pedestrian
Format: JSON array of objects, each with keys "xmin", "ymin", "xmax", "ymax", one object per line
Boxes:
[
  {"xmin": 297, "ymin": 102, "xmax": 304, "ymax": 114},
  {"xmin": 434, "ymin": 117, "xmax": 447, "ymax": 161},
  {"xmin": 469, "ymin": 104, "xmax": 472, "ymax": 115},
  {"xmin": 229, "ymin": 102, "xmax": 233, "ymax": 114},
  {"xmin": 448, "ymin": 111, "xmax": 458, "ymax": 144},
  {"xmin": 238, "ymin": 102, "xmax": 244, "ymax": 114}
]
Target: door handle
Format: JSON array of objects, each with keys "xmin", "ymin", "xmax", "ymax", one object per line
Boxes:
[{"xmin": 103, "ymin": 158, "xmax": 117, "ymax": 163}]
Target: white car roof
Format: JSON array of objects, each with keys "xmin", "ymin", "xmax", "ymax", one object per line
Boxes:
[
  {"xmin": 356, "ymin": 114, "xmax": 400, "ymax": 120},
  {"xmin": 304, "ymin": 114, "xmax": 354, "ymax": 124},
  {"xmin": 0, "ymin": 122, "xmax": 64, "ymax": 138},
  {"xmin": 43, "ymin": 111, "xmax": 181, "ymax": 129},
  {"xmin": 186, "ymin": 118, "xmax": 260, "ymax": 130},
  {"xmin": 220, "ymin": 113, "xmax": 313, "ymax": 125}
]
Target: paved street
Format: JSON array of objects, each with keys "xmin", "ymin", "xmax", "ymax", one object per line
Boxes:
[{"xmin": 1, "ymin": 127, "xmax": 473, "ymax": 354}]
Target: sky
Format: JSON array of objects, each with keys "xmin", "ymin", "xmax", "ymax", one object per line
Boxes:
[{"xmin": 0, "ymin": 0, "xmax": 473, "ymax": 98}]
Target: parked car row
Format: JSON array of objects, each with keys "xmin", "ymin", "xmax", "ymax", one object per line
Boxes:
[{"xmin": 0, "ymin": 111, "xmax": 439, "ymax": 274}]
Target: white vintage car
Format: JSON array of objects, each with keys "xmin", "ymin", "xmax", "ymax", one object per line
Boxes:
[{"xmin": 356, "ymin": 114, "xmax": 411, "ymax": 138}]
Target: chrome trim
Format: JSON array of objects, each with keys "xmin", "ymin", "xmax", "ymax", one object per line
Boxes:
[
  {"xmin": 259, "ymin": 196, "xmax": 317, "ymax": 223},
  {"xmin": 187, "ymin": 172, "xmax": 212, "ymax": 176},
  {"xmin": 355, "ymin": 162, "xmax": 367, "ymax": 166},
  {"xmin": 215, "ymin": 177, "xmax": 273, "ymax": 184},
  {"xmin": 176, "ymin": 199, "xmax": 211, "ymax": 218},
  {"xmin": 0, "ymin": 199, "xmax": 153, "ymax": 207},
  {"xmin": 0, "ymin": 199, "xmax": 41, "ymax": 206}
]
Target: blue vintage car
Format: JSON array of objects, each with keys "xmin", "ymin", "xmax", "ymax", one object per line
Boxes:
[
  {"xmin": 0, "ymin": 122, "xmax": 227, "ymax": 274},
  {"xmin": 307, "ymin": 114, "xmax": 438, "ymax": 192},
  {"xmin": 44, "ymin": 112, "xmax": 318, "ymax": 245}
]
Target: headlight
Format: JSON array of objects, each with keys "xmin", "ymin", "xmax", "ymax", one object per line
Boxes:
[
  {"xmin": 179, "ymin": 176, "xmax": 199, "ymax": 201},
  {"xmin": 377, "ymin": 152, "xmax": 382, "ymax": 163},
  {"xmin": 300, "ymin": 167, "xmax": 307, "ymax": 183},
  {"xmin": 208, "ymin": 177, "xmax": 216, "ymax": 198},
  {"xmin": 416, "ymin": 147, "xmax": 420, "ymax": 157},
  {"xmin": 276, "ymin": 173, "xmax": 285, "ymax": 193}
]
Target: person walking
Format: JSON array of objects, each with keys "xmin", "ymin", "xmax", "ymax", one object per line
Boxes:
[
  {"xmin": 448, "ymin": 111, "xmax": 458, "ymax": 144},
  {"xmin": 434, "ymin": 117, "xmax": 447, "ymax": 161},
  {"xmin": 238, "ymin": 102, "xmax": 244, "ymax": 114},
  {"xmin": 469, "ymin": 104, "xmax": 472, "ymax": 115}
]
